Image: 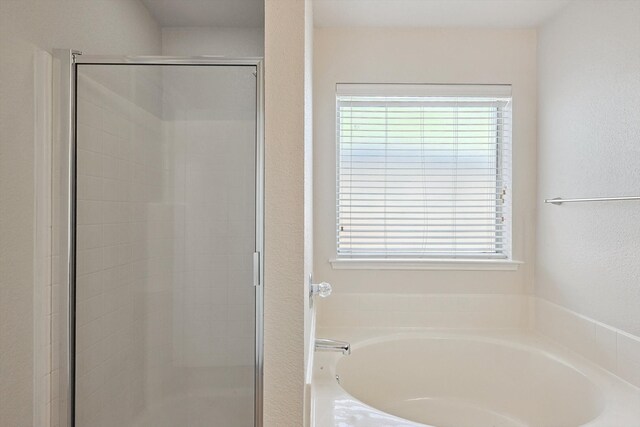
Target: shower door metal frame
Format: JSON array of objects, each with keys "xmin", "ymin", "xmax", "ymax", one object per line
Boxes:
[{"xmin": 53, "ymin": 50, "xmax": 265, "ymax": 427}]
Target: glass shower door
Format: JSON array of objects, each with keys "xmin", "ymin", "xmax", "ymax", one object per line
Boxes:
[{"xmin": 73, "ymin": 62, "xmax": 259, "ymax": 427}]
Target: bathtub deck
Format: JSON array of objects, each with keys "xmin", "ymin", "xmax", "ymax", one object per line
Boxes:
[{"xmin": 311, "ymin": 329, "xmax": 640, "ymax": 427}]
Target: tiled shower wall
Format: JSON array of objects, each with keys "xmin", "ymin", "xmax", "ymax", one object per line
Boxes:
[
  {"xmin": 162, "ymin": 66, "xmax": 257, "ymax": 426},
  {"xmin": 66, "ymin": 67, "xmax": 174, "ymax": 426},
  {"xmin": 51, "ymin": 66, "xmax": 178, "ymax": 426},
  {"xmin": 169, "ymin": 120, "xmax": 255, "ymax": 370},
  {"xmin": 51, "ymin": 65, "xmax": 257, "ymax": 427}
]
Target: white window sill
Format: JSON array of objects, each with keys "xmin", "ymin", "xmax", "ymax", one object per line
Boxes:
[{"xmin": 329, "ymin": 258, "xmax": 523, "ymax": 271}]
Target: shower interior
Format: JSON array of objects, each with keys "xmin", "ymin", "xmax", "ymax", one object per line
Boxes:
[{"xmin": 53, "ymin": 53, "xmax": 263, "ymax": 427}]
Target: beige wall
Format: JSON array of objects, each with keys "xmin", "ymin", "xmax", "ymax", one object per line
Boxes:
[
  {"xmin": 0, "ymin": 1, "xmax": 313, "ymax": 425},
  {"xmin": 0, "ymin": 1, "xmax": 160, "ymax": 425},
  {"xmin": 264, "ymin": 0, "xmax": 308, "ymax": 425},
  {"xmin": 536, "ymin": 0, "xmax": 640, "ymax": 336},
  {"xmin": 313, "ymin": 28, "xmax": 538, "ymax": 295},
  {"xmin": 161, "ymin": 26, "xmax": 264, "ymax": 57}
]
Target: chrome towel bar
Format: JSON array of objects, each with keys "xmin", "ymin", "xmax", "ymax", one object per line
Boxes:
[{"xmin": 545, "ymin": 196, "xmax": 640, "ymax": 205}]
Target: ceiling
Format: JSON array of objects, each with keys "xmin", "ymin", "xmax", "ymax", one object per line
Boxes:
[
  {"xmin": 141, "ymin": 0, "xmax": 264, "ymax": 27},
  {"xmin": 313, "ymin": 0, "xmax": 571, "ymax": 28},
  {"xmin": 140, "ymin": 0, "xmax": 569, "ymax": 29}
]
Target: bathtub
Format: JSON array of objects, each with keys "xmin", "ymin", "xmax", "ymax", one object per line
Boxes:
[{"xmin": 312, "ymin": 330, "xmax": 640, "ymax": 427}]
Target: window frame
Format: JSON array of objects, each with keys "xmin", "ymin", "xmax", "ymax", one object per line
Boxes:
[{"xmin": 332, "ymin": 83, "xmax": 520, "ymax": 270}]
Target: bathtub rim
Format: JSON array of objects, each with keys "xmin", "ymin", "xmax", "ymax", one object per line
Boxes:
[{"xmin": 312, "ymin": 328, "xmax": 640, "ymax": 427}]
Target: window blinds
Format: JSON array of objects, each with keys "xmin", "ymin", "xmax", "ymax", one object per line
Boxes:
[{"xmin": 336, "ymin": 84, "xmax": 512, "ymax": 259}]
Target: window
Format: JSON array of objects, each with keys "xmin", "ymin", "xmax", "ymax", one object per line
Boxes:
[{"xmin": 336, "ymin": 84, "xmax": 512, "ymax": 261}]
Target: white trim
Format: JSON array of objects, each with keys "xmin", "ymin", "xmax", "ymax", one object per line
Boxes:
[
  {"xmin": 33, "ymin": 50, "xmax": 52, "ymax": 427},
  {"xmin": 305, "ymin": 302, "xmax": 316, "ymax": 385},
  {"xmin": 329, "ymin": 258, "xmax": 522, "ymax": 271},
  {"xmin": 336, "ymin": 83, "xmax": 512, "ymax": 98}
]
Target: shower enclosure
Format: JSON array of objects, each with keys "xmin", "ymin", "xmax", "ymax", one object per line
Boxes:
[{"xmin": 53, "ymin": 51, "xmax": 263, "ymax": 427}]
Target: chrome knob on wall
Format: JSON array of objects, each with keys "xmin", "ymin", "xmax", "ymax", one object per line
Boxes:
[{"xmin": 308, "ymin": 274, "xmax": 333, "ymax": 308}]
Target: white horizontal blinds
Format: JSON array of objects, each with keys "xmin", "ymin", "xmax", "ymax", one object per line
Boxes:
[{"xmin": 336, "ymin": 84, "xmax": 512, "ymax": 259}]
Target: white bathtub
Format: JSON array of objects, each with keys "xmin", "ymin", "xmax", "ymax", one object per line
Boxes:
[{"xmin": 312, "ymin": 330, "xmax": 640, "ymax": 427}]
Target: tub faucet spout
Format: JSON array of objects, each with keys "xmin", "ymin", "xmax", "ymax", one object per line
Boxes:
[{"xmin": 315, "ymin": 338, "xmax": 351, "ymax": 355}]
